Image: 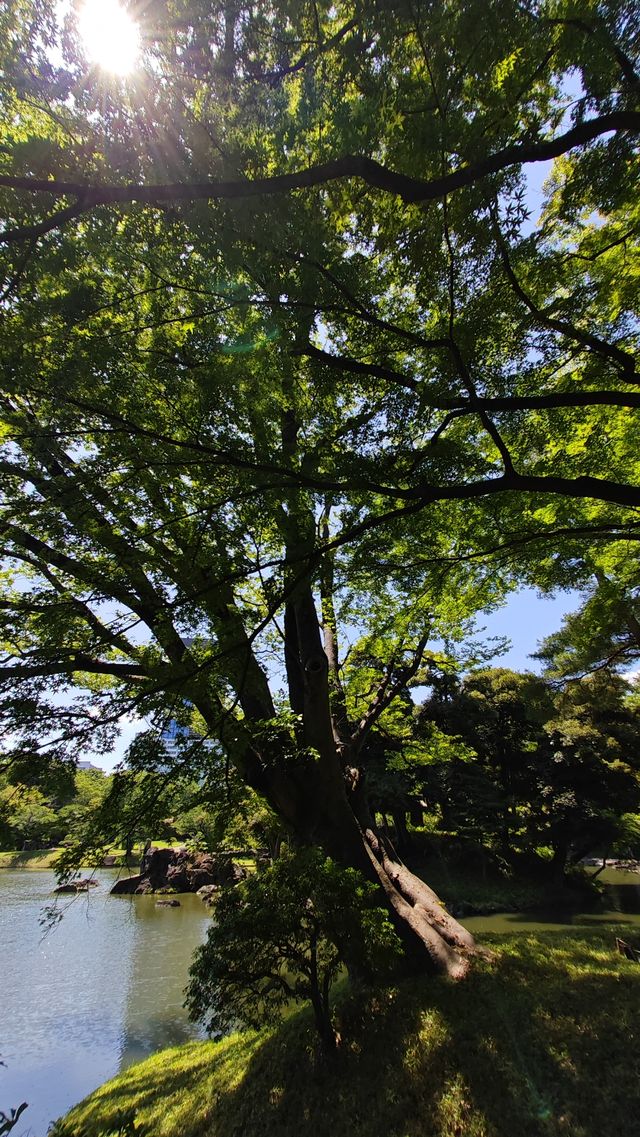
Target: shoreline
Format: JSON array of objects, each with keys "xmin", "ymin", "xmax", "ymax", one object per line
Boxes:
[
  {"xmin": 0, "ymin": 850, "xmax": 141, "ymax": 871},
  {"xmin": 53, "ymin": 928, "xmax": 640, "ymax": 1137}
]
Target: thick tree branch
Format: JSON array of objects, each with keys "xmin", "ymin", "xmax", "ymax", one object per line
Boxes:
[
  {"xmin": 0, "ymin": 523, "xmax": 159, "ymax": 620},
  {"xmin": 439, "ymin": 391, "xmax": 640, "ymax": 412},
  {"xmin": 1, "ymin": 111, "xmax": 638, "ymax": 244},
  {"xmin": 409, "ymin": 471, "xmax": 640, "ymax": 510},
  {"xmin": 296, "ymin": 343, "xmax": 418, "ymax": 389},
  {"xmin": 295, "ymin": 349, "xmax": 640, "ymax": 413},
  {"xmin": 429, "ymin": 389, "xmax": 640, "ymax": 442},
  {"xmin": 0, "ymin": 655, "xmax": 147, "ymax": 683}
]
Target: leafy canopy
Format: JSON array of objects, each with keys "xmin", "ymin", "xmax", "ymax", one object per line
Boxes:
[{"xmin": 0, "ymin": 0, "xmax": 637, "ymax": 886}]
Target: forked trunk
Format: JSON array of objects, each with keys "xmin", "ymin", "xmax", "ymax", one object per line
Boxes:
[
  {"xmin": 212, "ymin": 491, "xmax": 480, "ymax": 979},
  {"xmin": 254, "ymin": 752, "xmax": 479, "ymax": 979}
]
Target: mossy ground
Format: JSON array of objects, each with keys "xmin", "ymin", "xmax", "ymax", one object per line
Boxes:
[{"xmin": 57, "ymin": 928, "xmax": 640, "ymax": 1137}]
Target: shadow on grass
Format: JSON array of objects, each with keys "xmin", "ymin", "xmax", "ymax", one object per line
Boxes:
[
  {"xmin": 59, "ymin": 928, "xmax": 640, "ymax": 1137},
  {"xmin": 0, "ymin": 849, "xmax": 60, "ymax": 869},
  {"xmin": 211, "ymin": 929, "xmax": 640, "ymax": 1137}
]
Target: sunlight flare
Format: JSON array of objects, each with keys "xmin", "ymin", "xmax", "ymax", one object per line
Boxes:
[{"xmin": 78, "ymin": 0, "xmax": 140, "ymax": 74}]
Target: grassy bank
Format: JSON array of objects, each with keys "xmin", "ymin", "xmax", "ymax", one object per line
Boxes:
[
  {"xmin": 56, "ymin": 928, "xmax": 640, "ymax": 1137},
  {"xmin": 0, "ymin": 842, "xmax": 188, "ymax": 871},
  {"xmin": 0, "ymin": 848, "xmax": 139, "ymax": 870},
  {"xmin": 0, "ymin": 849, "xmax": 65, "ymax": 869}
]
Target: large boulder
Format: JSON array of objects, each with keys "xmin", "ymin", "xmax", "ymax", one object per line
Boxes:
[
  {"xmin": 111, "ymin": 874, "xmax": 143, "ymax": 894},
  {"xmin": 142, "ymin": 846, "xmax": 177, "ymax": 889},
  {"xmin": 185, "ymin": 851, "xmax": 247, "ymax": 889},
  {"xmin": 110, "ymin": 849, "xmax": 247, "ymax": 896}
]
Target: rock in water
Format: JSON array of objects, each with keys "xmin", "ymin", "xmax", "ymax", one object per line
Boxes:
[
  {"xmin": 53, "ymin": 878, "xmax": 100, "ymax": 894},
  {"xmin": 110, "ymin": 849, "xmax": 247, "ymax": 896},
  {"xmin": 196, "ymin": 884, "xmax": 219, "ymax": 905},
  {"xmin": 110, "ymin": 874, "xmax": 143, "ymax": 895}
]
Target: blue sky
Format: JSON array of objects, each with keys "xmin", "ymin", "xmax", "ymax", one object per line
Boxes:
[{"xmin": 478, "ymin": 586, "xmax": 579, "ymax": 672}]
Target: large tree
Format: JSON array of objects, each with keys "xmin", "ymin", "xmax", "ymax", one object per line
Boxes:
[{"xmin": 0, "ymin": 0, "xmax": 638, "ymax": 976}]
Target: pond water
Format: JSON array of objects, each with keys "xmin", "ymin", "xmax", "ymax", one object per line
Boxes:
[
  {"xmin": 0, "ymin": 869, "xmax": 211, "ymax": 1137},
  {"xmin": 2, "ymin": 866, "xmax": 640, "ymax": 1136},
  {"xmin": 463, "ymin": 868, "xmax": 640, "ymax": 934}
]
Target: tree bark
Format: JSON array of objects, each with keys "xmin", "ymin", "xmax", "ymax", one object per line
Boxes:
[
  {"xmin": 265, "ymin": 756, "xmax": 479, "ymax": 978},
  {"xmin": 240, "ymin": 594, "xmax": 479, "ymax": 977},
  {"xmin": 217, "ymin": 382, "xmax": 483, "ymax": 979}
]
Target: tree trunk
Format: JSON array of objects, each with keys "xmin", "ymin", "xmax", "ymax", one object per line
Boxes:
[
  {"xmin": 280, "ymin": 769, "xmax": 478, "ymax": 979},
  {"xmin": 392, "ymin": 809, "xmax": 412, "ymax": 854},
  {"xmin": 361, "ymin": 826, "xmax": 476, "ymax": 978},
  {"xmin": 253, "ymin": 747, "xmax": 479, "ymax": 979},
  {"xmin": 207, "ymin": 473, "xmax": 481, "ymax": 980},
  {"xmin": 309, "ymin": 926, "xmax": 339, "ymax": 1051},
  {"xmin": 408, "ymin": 799, "xmax": 425, "ymax": 827},
  {"xmin": 549, "ymin": 840, "xmax": 569, "ymax": 883}
]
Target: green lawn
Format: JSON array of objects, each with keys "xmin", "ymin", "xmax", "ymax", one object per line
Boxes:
[
  {"xmin": 55, "ymin": 927, "xmax": 640, "ymax": 1137},
  {"xmin": 0, "ymin": 841, "xmax": 189, "ymax": 871},
  {"xmin": 0, "ymin": 849, "xmax": 64, "ymax": 869},
  {"xmin": 0, "ymin": 847, "xmax": 138, "ymax": 870}
]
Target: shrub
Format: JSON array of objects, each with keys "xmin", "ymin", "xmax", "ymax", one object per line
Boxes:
[{"xmin": 185, "ymin": 849, "xmax": 401, "ymax": 1049}]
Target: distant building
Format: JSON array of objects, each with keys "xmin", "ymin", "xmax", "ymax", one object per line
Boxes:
[
  {"xmin": 77, "ymin": 760, "xmax": 103, "ymax": 773},
  {"xmin": 160, "ymin": 718, "xmax": 195, "ymax": 761},
  {"xmin": 159, "ymin": 714, "xmax": 218, "ymax": 766},
  {"xmin": 157, "ymin": 641, "xmax": 218, "ymax": 767}
]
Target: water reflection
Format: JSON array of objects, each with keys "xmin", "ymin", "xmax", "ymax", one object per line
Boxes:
[
  {"xmin": 0, "ymin": 871, "xmax": 210, "ymax": 1136},
  {"xmin": 115, "ymin": 893, "xmax": 208, "ymax": 1069},
  {"xmin": 463, "ymin": 870, "xmax": 640, "ymax": 935}
]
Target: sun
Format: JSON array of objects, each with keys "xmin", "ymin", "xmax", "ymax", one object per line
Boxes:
[{"xmin": 79, "ymin": 0, "xmax": 141, "ymax": 75}]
